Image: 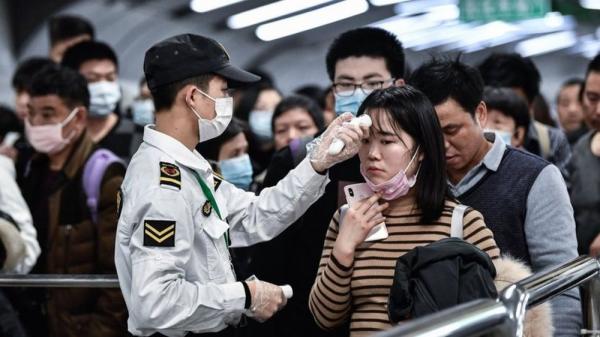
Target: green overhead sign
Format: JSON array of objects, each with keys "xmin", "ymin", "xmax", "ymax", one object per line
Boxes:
[{"xmin": 459, "ymin": 0, "xmax": 551, "ymax": 22}]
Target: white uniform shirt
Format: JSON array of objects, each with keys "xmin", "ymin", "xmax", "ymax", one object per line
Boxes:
[
  {"xmin": 0, "ymin": 155, "xmax": 40, "ymax": 274},
  {"xmin": 115, "ymin": 126, "xmax": 329, "ymax": 337}
]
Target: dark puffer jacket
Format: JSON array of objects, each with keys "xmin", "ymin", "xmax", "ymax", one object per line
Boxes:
[
  {"xmin": 22, "ymin": 132, "xmax": 127, "ymax": 337},
  {"xmin": 388, "ymin": 238, "xmax": 497, "ymax": 322}
]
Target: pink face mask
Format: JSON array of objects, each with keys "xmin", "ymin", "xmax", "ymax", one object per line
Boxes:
[
  {"xmin": 360, "ymin": 146, "xmax": 420, "ymax": 200},
  {"xmin": 25, "ymin": 108, "xmax": 79, "ymax": 155}
]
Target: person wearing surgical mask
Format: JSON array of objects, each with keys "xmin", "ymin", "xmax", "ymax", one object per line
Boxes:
[
  {"xmin": 197, "ymin": 118, "xmax": 254, "ymax": 191},
  {"xmin": 309, "ymin": 86, "xmax": 500, "ymax": 335},
  {"xmin": 62, "ymin": 40, "xmax": 135, "ymax": 161},
  {"xmin": 114, "ymin": 34, "xmax": 367, "ymax": 337},
  {"xmin": 482, "ymin": 86, "xmax": 530, "ymax": 149},
  {"xmin": 19, "ymin": 64, "xmax": 127, "ymax": 337},
  {"xmin": 127, "ymin": 77, "xmax": 155, "ymax": 153},
  {"xmin": 233, "ymin": 71, "xmax": 282, "ymax": 178}
]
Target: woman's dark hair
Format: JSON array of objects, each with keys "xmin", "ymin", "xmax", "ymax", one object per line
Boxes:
[
  {"xmin": 233, "ymin": 69, "xmax": 278, "ymax": 122},
  {"xmin": 197, "ymin": 118, "xmax": 248, "ymax": 161},
  {"xmin": 483, "ymin": 86, "xmax": 531, "ymax": 131},
  {"xmin": 357, "ymin": 86, "xmax": 448, "ymax": 224},
  {"xmin": 271, "ymin": 95, "xmax": 325, "ymax": 133}
]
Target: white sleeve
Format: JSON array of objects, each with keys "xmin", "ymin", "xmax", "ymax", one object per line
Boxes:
[
  {"xmin": 0, "ymin": 164, "xmax": 40, "ymax": 274},
  {"xmin": 126, "ymin": 188, "xmax": 245, "ymax": 333},
  {"xmin": 224, "ymin": 158, "xmax": 329, "ymax": 248}
]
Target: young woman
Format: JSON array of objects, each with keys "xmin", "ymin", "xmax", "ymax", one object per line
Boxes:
[{"xmin": 309, "ymin": 86, "xmax": 500, "ymax": 337}]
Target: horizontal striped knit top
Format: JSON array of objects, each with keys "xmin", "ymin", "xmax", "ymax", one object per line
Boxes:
[{"xmin": 309, "ymin": 199, "xmax": 500, "ymax": 337}]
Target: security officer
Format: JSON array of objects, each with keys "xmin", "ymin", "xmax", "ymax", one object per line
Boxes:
[{"xmin": 115, "ymin": 34, "xmax": 367, "ymax": 337}]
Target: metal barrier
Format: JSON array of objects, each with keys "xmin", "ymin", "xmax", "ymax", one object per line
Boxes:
[
  {"xmin": 374, "ymin": 256, "xmax": 600, "ymax": 337},
  {"xmin": 0, "ymin": 274, "xmax": 119, "ymax": 288},
  {"xmin": 0, "ymin": 256, "xmax": 598, "ymax": 336}
]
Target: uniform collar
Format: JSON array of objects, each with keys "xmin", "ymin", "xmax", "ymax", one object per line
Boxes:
[{"xmin": 143, "ymin": 125, "xmax": 211, "ymax": 174}]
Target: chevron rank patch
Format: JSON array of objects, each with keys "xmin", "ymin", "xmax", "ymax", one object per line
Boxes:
[
  {"xmin": 143, "ymin": 220, "xmax": 176, "ymax": 247},
  {"xmin": 159, "ymin": 162, "xmax": 181, "ymax": 190}
]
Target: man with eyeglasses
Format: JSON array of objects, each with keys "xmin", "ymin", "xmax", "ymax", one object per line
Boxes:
[{"xmin": 248, "ymin": 27, "xmax": 405, "ymax": 337}]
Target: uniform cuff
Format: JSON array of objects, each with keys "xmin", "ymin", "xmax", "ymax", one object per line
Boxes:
[{"xmin": 221, "ymin": 282, "xmax": 247, "ymax": 313}]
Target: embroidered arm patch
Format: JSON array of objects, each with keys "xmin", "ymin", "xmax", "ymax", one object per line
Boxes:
[{"xmin": 143, "ymin": 220, "xmax": 176, "ymax": 247}]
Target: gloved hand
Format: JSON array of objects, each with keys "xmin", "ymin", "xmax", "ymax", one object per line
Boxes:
[
  {"xmin": 307, "ymin": 113, "xmax": 370, "ymax": 173},
  {"xmin": 246, "ymin": 278, "xmax": 287, "ymax": 322}
]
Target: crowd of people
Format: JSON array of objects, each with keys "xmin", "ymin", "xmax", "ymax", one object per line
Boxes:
[{"xmin": 0, "ymin": 13, "xmax": 598, "ymax": 337}]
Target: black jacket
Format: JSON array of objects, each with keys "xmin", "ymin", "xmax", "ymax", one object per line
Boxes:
[{"xmin": 388, "ymin": 238, "xmax": 497, "ymax": 323}]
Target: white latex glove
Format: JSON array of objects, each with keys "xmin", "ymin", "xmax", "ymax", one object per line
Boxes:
[
  {"xmin": 246, "ymin": 279, "xmax": 288, "ymax": 322},
  {"xmin": 307, "ymin": 113, "xmax": 370, "ymax": 172}
]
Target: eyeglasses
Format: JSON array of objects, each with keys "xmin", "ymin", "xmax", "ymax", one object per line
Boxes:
[{"xmin": 332, "ymin": 78, "xmax": 395, "ymax": 97}]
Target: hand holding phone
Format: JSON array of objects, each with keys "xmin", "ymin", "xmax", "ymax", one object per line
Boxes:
[{"xmin": 343, "ymin": 183, "xmax": 388, "ymax": 241}]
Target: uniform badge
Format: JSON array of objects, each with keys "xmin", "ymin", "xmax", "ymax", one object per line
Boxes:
[
  {"xmin": 143, "ymin": 220, "xmax": 176, "ymax": 247},
  {"xmin": 202, "ymin": 201, "xmax": 212, "ymax": 217},
  {"xmin": 159, "ymin": 162, "xmax": 181, "ymax": 190},
  {"xmin": 116, "ymin": 189, "xmax": 123, "ymax": 218}
]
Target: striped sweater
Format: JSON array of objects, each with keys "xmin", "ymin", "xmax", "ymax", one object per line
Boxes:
[{"xmin": 309, "ymin": 199, "xmax": 500, "ymax": 337}]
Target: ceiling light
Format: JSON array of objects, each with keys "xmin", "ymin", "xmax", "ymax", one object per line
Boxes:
[
  {"xmin": 515, "ymin": 31, "xmax": 577, "ymax": 57},
  {"xmin": 369, "ymin": 0, "xmax": 410, "ymax": 7},
  {"xmin": 228, "ymin": 0, "xmax": 334, "ymax": 29},
  {"xmin": 190, "ymin": 0, "xmax": 246, "ymax": 13},
  {"xmin": 580, "ymin": 0, "xmax": 600, "ymax": 10},
  {"xmin": 255, "ymin": 0, "xmax": 369, "ymax": 41}
]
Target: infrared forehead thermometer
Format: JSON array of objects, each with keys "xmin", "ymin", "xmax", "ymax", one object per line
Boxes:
[{"xmin": 328, "ymin": 114, "xmax": 372, "ymax": 156}]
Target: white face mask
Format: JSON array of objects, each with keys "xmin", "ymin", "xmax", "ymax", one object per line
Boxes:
[
  {"xmin": 25, "ymin": 108, "xmax": 79, "ymax": 154},
  {"xmin": 188, "ymin": 89, "xmax": 233, "ymax": 143},
  {"xmin": 88, "ymin": 81, "xmax": 121, "ymax": 117}
]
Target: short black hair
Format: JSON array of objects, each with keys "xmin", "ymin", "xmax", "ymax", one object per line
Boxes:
[
  {"xmin": 197, "ymin": 118, "xmax": 248, "ymax": 161},
  {"xmin": 357, "ymin": 86, "xmax": 448, "ymax": 224},
  {"xmin": 582, "ymin": 53, "xmax": 600, "ymax": 100},
  {"xmin": 478, "ymin": 53, "xmax": 541, "ymax": 104},
  {"xmin": 11, "ymin": 57, "xmax": 55, "ymax": 92},
  {"xmin": 483, "ymin": 86, "xmax": 530, "ymax": 131},
  {"xmin": 29, "ymin": 64, "xmax": 90, "ymax": 109},
  {"xmin": 326, "ymin": 27, "xmax": 405, "ymax": 81},
  {"xmin": 150, "ymin": 74, "xmax": 213, "ymax": 112},
  {"xmin": 49, "ymin": 15, "xmax": 95, "ymax": 46},
  {"xmin": 271, "ymin": 94, "xmax": 325, "ymax": 133},
  {"xmin": 409, "ymin": 58, "xmax": 484, "ymax": 116},
  {"xmin": 61, "ymin": 41, "xmax": 118, "ymax": 71}
]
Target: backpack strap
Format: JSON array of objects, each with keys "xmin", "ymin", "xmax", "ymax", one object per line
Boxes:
[
  {"xmin": 533, "ymin": 121, "xmax": 551, "ymax": 159},
  {"xmin": 450, "ymin": 204, "xmax": 468, "ymax": 239},
  {"xmin": 83, "ymin": 149, "xmax": 125, "ymax": 224}
]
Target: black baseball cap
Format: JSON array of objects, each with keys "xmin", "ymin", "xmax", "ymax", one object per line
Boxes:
[{"xmin": 144, "ymin": 34, "xmax": 260, "ymax": 90}]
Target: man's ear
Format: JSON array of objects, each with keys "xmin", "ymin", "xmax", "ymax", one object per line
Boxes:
[
  {"xmin": 394, "ymin": 78, "xmax": 405, "ymax": 87},
  {"xmin": 475, "ymin": 101, "xmax": 488, "ymax": 127},
  {"xmin": 183, "ymin": 85, "xmax": 197, "ymax": 107}
]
